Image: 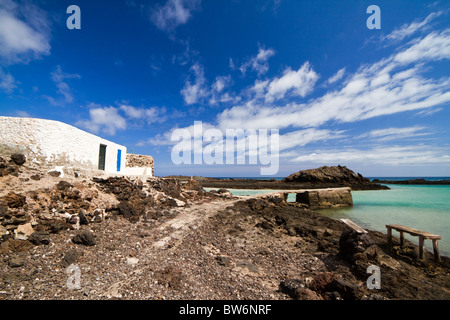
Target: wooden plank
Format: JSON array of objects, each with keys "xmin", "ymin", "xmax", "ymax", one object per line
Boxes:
[
  {"xmin": 340, "ymin": 219, "xmax": 368, "ymax": 234},
  {"xmin": 385, "ymin": 224, "xmax": 441, "ymax": 240},
  {"xmin": 419, "ymin": 236, "xmax": 425, "ymax": 260},
  {"xmin": 433, "ymin": 240, "xmax": 441, "ymax": 263},
  {"xmin": 387, "ymin": 226, "xmax": 392, "ymax": 250}
]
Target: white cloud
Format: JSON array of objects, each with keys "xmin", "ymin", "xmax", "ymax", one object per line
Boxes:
[
  {"xmin": 265, "ymin": 62, "xmax": 319, "ymax": 102},
  {"xmin": 0, "ymin": 0, "xmax": 50, "ymax": 64},
  {"xmin": 181, "ymin": 63, "xmax": 239, "ymax": 106},
  {"xmin": 0, "ymin": 67, "xmax": 17, "ymax": 93},
  {"xmin": 216, "ymin": 28, "xmax": 450, "ymax": 131},
  {"xmin": 76, "ymin": 105, "xmax": 127, "ymax": 136},
  {"xmin": 180, "ymin": 63, "xmax": 209, "ymax": 104},
  {"xmin": 327, "ymin": 68, "xmax": 346, "ymax": 85},
  {"xmin": 279, "ymin": 128, "xmax": 346, "ymax": 151},
  {"xmin": 76, "ymin": 103, "xmax": 168, "ymax": 136},
  {"xmin": 150, "ymin": 0, "xmax": 200, "ymax": 32},
  {"xmin": 46, "ymin": 65, "xmax": 80, "ymax": 105},
  {"xmin": 290, "ymin": 145, "xmax": 450, "ymax": 166},
  {"xmin": 119, "ymin": 104, "xmax": 167, "ymax": 124},
  {"xmin": 394, "ymin": 29, "xmax": 450, "ymax": 64},
  {"xmin": 384, "ymin": 11, "xmax": 442, "ymax": 43},
  {"xmin": 240, "ymin": 46, "xmax": 276, "ymax": 76},
  {"xmin": 359, "ymin": 126, "xmax": 430, "ymax": 142}
]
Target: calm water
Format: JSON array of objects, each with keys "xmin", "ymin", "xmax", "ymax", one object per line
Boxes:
[{"xmin": 205, "ymin": 183, "xmax": 450, "ymax": 257}]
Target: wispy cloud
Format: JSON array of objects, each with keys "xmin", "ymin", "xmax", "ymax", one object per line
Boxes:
[
  {"xmin": 290, "ymin": 145, "xmax": 450, "ymax": 166},
  {"xmin": 76, "ymin": 103, "xmax": 167, "ymax": 136},
  {"xmin": 150, "ymin": 0, "xmax": 200, "ymax": 32},
  {"xmin": 180, "ymin": 62, "xmax": 209, "ymax": 104},
  {"xmin": 359, "ymin": 126, "xmax": 431, "ymax": 142},
  {"xmin": 0, "ymin": 67, "xmax": 17, "ymax": 93},
  {"xmin": 326, "ymin": 67, "xmax": 346, "ymax": 85},
  {"xmin": 181, "ymin": 63, "xmax": 239, "ymax": 106},
  {"xmin": 44, "ymin": 65, "xmax": 81, "ymax": 105},
  {"xmin": 0, "ymin": 0, "xmax": 51, "ymax": 64},
  {"xmin": 383, "ymin": 11, "xmax": 443, "ymax": 44},
  {"xmin": 217, "ymin": 28, "xmax": 450, "ymax": 131},
  {"xmin": 239, "ymin": 46, "xmax": 276, "ymax": 76}
]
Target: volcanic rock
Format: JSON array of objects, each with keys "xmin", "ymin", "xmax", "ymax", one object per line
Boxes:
[
  {"xmin": 72, "ymin": 230, "xmax": 96, "ymax": 246},
  {"xmin": 283, "ymin": 165, "xmax": 389, "ymax": 190},
  {"xmin": 10, "ymin": 153, "xmax": 26, "ymax": 166}
]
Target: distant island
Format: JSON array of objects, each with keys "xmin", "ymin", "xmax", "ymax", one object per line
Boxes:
[
  {"xmin": 167, "ymin": 165, "xmax": 390, "ymax": 191},
  {"xmin": 372, "ymin": 178, "xmax": 450, "ymax": 185}
]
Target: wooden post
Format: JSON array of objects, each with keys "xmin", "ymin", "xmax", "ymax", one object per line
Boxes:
[
  {"xmin": 399, "ymin": 231, "xmax": 405, "ymax": 248},
  {"xmin": 418, "ymin": 236, "xmax": 424, "ymax": 260},
  {"xmin": 387, "ymin": 226, "xmax": 392, "ymax": 250},
  {"xmin": 432, "ymin": 240, "xmax": 441, "ymax": 263}
]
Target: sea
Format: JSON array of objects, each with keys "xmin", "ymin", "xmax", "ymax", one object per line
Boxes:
[{"xmin": 205, "ymin": 177, "xmax": 450, "ymax": 257}]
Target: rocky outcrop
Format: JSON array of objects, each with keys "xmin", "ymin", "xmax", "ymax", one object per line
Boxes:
[{"xmin": 283, "ymin": 165, "xmax": 389, "ymax": 190}]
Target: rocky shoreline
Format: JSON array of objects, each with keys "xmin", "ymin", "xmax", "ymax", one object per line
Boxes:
[
  {"xmin": 168, "ymin": 165, "xmax": 390, "ymax": 191},
  {"xmin": 1, "ymin": 155, "xmax": 450, "ymax": 300}
]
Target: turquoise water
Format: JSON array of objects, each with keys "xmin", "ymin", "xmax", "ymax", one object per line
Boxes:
[
  {"xmin": 318, "ymin": 185, "xmax": 450, "ymax": 257},
  {"xmin": 205, "ymin": 185, "xmax": 450, "ymax": 257}
]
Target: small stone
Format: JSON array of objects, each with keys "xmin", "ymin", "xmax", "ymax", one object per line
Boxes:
[
  {"xmin": 279, "ymin": 279, "xmax": 305, "ymax": 298},
  {"xmin": 14, "ymin": 223, "xmax": 34, "ymax": 240},
  {"xmin": 0, "ymin": 225, "xmax": 8, "ymax": 237},
  {"xmin": 126, "ymin": 257, "xmax": 139, "ymax": 266},
  {"xmin": 9, "ymin": 257, "xmax": 24, "ymax": 268},
  {"xmin": 30, "ymin": 174, "xmax": 41, "ymax": 181},
  {"xmin": 216, "ymin": 256, "xmax": 231, "ymax": 267},
  {"xmin": 78, "ymin": 209, "xmax": 89, "ymax": 225},
  {"xmin": 28, "ymin": 231, "xmax": 51, "ymax": 246},
  {"xmin": 72, "ymin": 230, "xmax": 96, "ymax": 246},
  {"xmin": 48, "ymin": 170, "xmax": 61, "ymax": 177},
  {"xmin": 10, "ymin": 154, "xmax": 26, "ymax": 166}
]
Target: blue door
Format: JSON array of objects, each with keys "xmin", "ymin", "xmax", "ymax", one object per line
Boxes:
[{"xmin": 117, "ymin": 149, "xmax": 122, "ymax": 172}]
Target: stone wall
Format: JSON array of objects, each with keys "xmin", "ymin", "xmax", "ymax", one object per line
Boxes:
[
  {"xmin": 124, "ymin": 154, "xmax": 154, "ymax": 177},
  {"xmin": 295, "ymin": 187, "xmax": 353, "ymax": 209}
]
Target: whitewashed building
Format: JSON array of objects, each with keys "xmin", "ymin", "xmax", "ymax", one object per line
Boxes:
[{"xmin": 0, "ymin": 116, "xmax": 153, "ymax": 176}]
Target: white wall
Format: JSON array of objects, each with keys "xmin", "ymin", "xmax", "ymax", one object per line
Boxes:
[{"xmin": 0, "ymin": 116, "xmax": 126, "ymax": 174}]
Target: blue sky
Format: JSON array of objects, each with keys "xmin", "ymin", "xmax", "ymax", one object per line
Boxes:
[{"xmin": 1, "ymin": 0, "xmax": 450, "ymax": 177}]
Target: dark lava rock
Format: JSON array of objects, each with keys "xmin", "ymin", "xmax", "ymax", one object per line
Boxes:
[
  {"xmin": 30, "ymin": 174, "xmax": 41, "ymax": 181},
  {"xmin": 28, "ymin": 231, "xmax": 51, "ymax": 245},
  {"xmin": 309, "ymin": 272, "xmax": 336, "ymax": 293},
  {"xmin": 2, "ymin": 192, "xmax": 26, "ymax": 208},
  {"xmin": 279, "ymin": 279, "xmax": 305, "ymax": 298},
  {"xmin": 78, "ymin": 209, "xmax": 90, "ymax": 225},
  {"xmin": 56, "ymin": 181, "xmax": 73, "ymax": 191},
  {"xmin": 327, "ymin": 278, "xmax": 366, "ymax": 300},
  {"xmin": 10, "ymin": 153, "xmax": 26, "ymax": 166},
  {"xmin": 118, "ymin": 201, "xmax": 137, "ymax": 219},
  {"xmin": 283, "ymin": 165, "xmax": 389, "ymax": 190},
  {"xmin": 294, "ymin": 288, "xmax": 323, "ymax": 300},
  {"xmin": 72, "ymin": 230, "xmax": 96, "ymax": 246},
  {"xmin": 339, "ymin": 228, "xmax": 376, "ymax": 260},
  {"xmin": 48, "ymin": 170, "xmax": 61, "ymax": 177}
]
